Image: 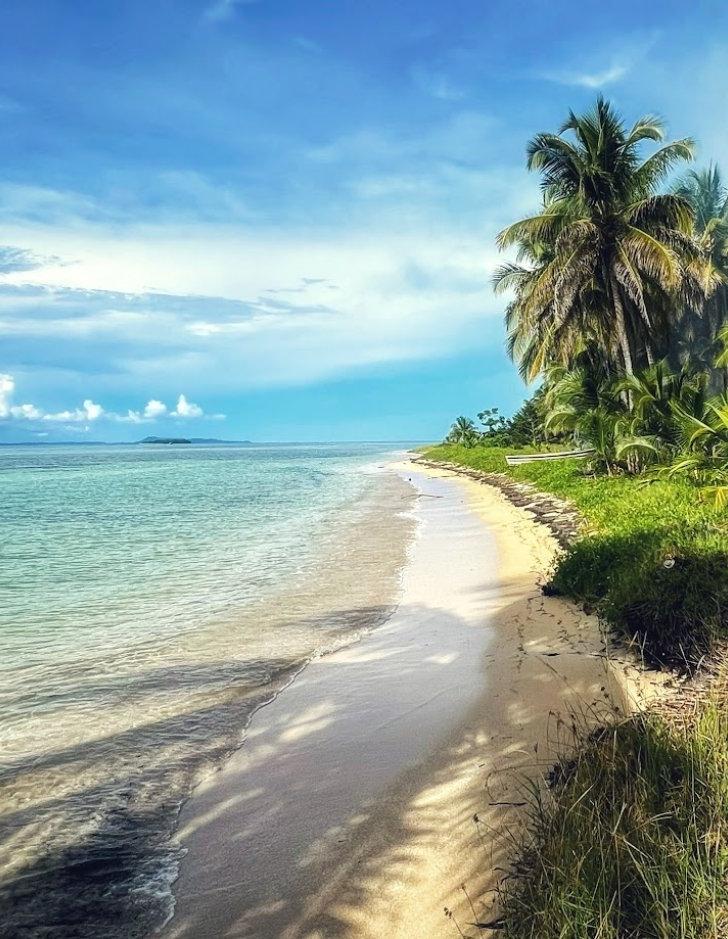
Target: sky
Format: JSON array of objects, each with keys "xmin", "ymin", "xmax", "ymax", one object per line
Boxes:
[{"xmin": 1, "ymin": 0, "xmax": 727, "ymax": 442}]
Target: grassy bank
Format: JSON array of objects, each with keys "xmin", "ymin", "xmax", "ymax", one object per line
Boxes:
[
  {"xmin": 499, "ymin": 692, "xmax": 728, "ymax": 938},
  {"xmin": 422, "ymin": 444, "xmax": 728, "ymax": 937},
  {"xmin": 422, "ymin": 444, "xmax": 728, "ymax": 671}
]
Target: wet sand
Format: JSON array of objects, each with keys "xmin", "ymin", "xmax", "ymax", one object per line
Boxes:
[{"xmin": 164, "ymin": 462, "xmax": 659, "ymax": 939}]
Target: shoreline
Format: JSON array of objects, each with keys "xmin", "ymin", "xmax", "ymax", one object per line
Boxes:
[{"xmin": 163, "ymin": 460, "xmax": 663, "ymax": 938}]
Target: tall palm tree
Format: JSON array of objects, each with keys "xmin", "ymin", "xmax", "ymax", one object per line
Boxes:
[
  {"xmin": 673, "ymin": 164, "xmax": 728, "ymax": 380},
  {"xmin": 494, "ymin": 240, "xmax": 607, "ymax": 381},
  {"xmin": 495, "ymin": 97, "xmax": 701, "ymax": 381}
]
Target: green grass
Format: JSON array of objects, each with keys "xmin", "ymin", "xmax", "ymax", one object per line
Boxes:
[
  {"xmin": 423, "ymin": 444, "xmax": 728, "ymax": 670},
  {"xmin": 498, "ymin": 696, "xmax": 728, "ymax": 938}
]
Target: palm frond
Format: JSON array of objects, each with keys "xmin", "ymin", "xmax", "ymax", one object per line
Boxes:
[
  {"xmin": 634, "ymin": 141, "xmax": 695, "ymax": 194},
  {"xmin": 624, "ymin": 226, "xmax": 681, "ymax": 288},
  {"xmin": 496, "ymin": 212, "xmax": 565, "ymax": 250},
  {"xmin": 491, "ymin": 262, "xmax": 534, "ymax": 295},
  {"xmin": 623, "ymin": 114, "xmax": 665, "ymax": 148}
]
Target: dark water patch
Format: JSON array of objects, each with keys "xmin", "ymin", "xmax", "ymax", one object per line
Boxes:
[
  {"xmin": 0, "ymin": 656, "xmax": 303, "ymax": 938},
  {"xmin": 0, "ymin": 802, "xmax": 181, "ymax": 938}
]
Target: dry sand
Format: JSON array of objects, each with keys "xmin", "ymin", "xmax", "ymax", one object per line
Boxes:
[{"xmin": 164, "ymin": 460, "xmax": 663, "ymax": 939}]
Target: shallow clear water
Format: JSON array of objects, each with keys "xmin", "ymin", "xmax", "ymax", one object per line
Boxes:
[{"xmin": 0, "ymin": 443, "xmax": 415, "ymax": 937}]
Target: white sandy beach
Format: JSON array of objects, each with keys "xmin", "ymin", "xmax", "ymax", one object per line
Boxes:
[{"xmin": 165, "ymin": 461, "xmax": 660, "ymax": 939}]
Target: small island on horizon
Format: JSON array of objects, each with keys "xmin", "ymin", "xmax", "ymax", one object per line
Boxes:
[
  {"xmin": 138, "ymin": 436, "xmax": 254, "ymax": 445},
  {"xmin": 138, "ymin": 436, "xmax": 191, "ymax": 444}
]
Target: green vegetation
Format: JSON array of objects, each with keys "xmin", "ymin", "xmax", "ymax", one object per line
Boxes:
[
  {"xmin": 496, "ymin": 98, "xmax": 701, "ymax": 382},
  {"xmin": 436, "ymin": 96, "xmax": 728, "ymax": 936},
  {"xmin": 423, "ymin": 443, "xmax": 728, "ymax": 670},
  {"xmin": 437, "ymin": 95, "xmax": 728, "ymax": 669},
  {"xmin": 499, "ymin": 695, "xmax": 728, "ymax": 938},
  {"xmin": 446, "ymin": 96, "xmax": 728, "ymax": 498},
  {"xmin": 138, "ymin": 436, "xmax": 192, "ymax": 444},
  {"xmin": 426, "ymin": 447, "xmax": 728, "ymax": 935}
]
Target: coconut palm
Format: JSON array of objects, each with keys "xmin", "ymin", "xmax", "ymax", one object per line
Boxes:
[
  {"xmin": 673, "ymin": 165, "xmax": 728, "ymax": 380},
  {"xmin": 495, "ymin": 97, "xmax": 701, "ymax": 381},
  {"xmin": 494, "ymin": 241, "xmax": 610, "ymax": 381},
  {"xmin": 543, "ymin": 358, "xmax": 620, "ymax": 431},
  {"xmin": 675, "ymin": 164, "xmax": 728, "ymax": 237},
  {"xmin": 615, "ymin": 360, "xmax": 708, "ymax": 450},
  {"xmin": 543, "ymin": 358, "xmax": 704, "ymax": 474},
  {"xmin": 663, "ymin": 394, "xmax": 728, "ymax": 507},
  {"xmin": 542, "ymin": 360, "xmax": 627, "ymax": 473},
  {"xmin": 446, "ymin": 416, "xmax": 480, "ymax": 447}
]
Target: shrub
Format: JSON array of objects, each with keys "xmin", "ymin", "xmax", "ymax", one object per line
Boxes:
[{"xmin": 498, "ymin": 698, "xmax": 728, "ymax": 938}]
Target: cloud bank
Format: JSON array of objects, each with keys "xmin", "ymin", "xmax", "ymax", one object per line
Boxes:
[{"xmin": 0, "ymin": 373, "xmax": 217, "ymax": 429}]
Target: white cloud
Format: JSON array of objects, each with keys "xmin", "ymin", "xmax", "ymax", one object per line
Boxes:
[
  {"xmin": 11, "ymin": 402, "xmax": 43, "ymax": 420},
  {"xmin": 0, "ymin": 219, "xmax": 512, "ymax": 392},
  {"xmin": 0, "ymin": 108, "xmax": 536, "ymax": 402},
  {"xmin": 144, "ymin": 398, "xmax": 168, "ymax": 418},
  {"xmin": 119, "ymin": 409, "xmax": 144, "ymax": 424},
  {"xmin": 548, "ymin": 63, "xmax": 628, "ymax": 89},
  {"xmin": 0, "ymin": 375, "xmax": 217, "ymax": 426},
  {"xmin": 542, "ymin": 33, "xmax": 659, "ymax": 89},
  {"xmin": 43, "ymin": 399, "xmax": 104, "ymax": 423},
  {"xmin": 172, "ymin": 394, "xmax": 203, "ymax": 418},
  {"xmin": 0, "ymin": 373, "xmax": 45, "ymax": 421},
  {"xmin": 0, "ymin": 184, "xmax": 98, "ymax": 224},
  {"xmin": 83, "ymin": 399, "xmax": 104, "ymax": 421},
  {"xmin": 0, "ymin": 373, "xmax": 14, "ymax": 417}
]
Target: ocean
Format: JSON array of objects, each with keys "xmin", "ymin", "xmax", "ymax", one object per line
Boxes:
[{"xmin": 0, "ymin": 443, "xmax": 415, "ymax": 937}]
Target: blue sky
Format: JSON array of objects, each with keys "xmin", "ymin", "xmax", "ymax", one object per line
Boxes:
[{"xmin": 1, "ymin": 0, "xmax": 727, "ymax": 442}]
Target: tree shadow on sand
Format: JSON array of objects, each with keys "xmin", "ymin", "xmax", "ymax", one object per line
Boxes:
[
  {"xmin": 0, "ymin": 603, "xmax": 419, "ymax": 938},
  {"xmin": 162, "ymin": 591, "xmax": 631, "ymax": 939}
]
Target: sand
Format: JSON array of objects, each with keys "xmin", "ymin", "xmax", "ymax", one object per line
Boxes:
[{"xmin": 164, "ymin": 461, "xmax": 662, "ymax": 939}]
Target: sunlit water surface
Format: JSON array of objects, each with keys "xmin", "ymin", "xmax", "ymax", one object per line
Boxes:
[{"xmin": 0, "ymin": 443, "xmax": 415, "ymax": 937}]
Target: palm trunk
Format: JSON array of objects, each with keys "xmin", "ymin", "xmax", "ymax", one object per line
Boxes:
[
  {"xmin": 610, "ymin": 274, "xmax": 634, "ymax": 376},
  {"xmin": 721, "ymin": 289, "xmax": 728, "ymax": 394}
]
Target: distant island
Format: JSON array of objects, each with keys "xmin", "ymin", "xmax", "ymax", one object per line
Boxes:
[
  {"xmin": 138, "ymin": 436, "xmax": 191, "ymax": 445},
  {"xmin": 137, "ymin": 436, "xmax": 253, "ymax": 445}
]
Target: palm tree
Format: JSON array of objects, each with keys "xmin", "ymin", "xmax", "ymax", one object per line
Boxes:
[
  {"xmin": 446, "ymin": 416, "xmax": 479, "ymax": 447},
  {"xmin": 542, "ymin": 359, "xmax": 625, "ymax": 473},
  {"xmin": 543, "ymin": 357, "xmax": 705, "ymax": 474},
  {"xmin": 494, "ymin": 241, "xmax": 598, "ymax": 381},
  {"xmin": 664, "ymin": 394, "xmax": 728, "ymax": 507},
  {"xmin": 543, "ymin": 358, "xmax": 620, "ymax": 430},
  {"xmin": 673, "ymin": 165, "xmax": 728, "ymax": 381},
  {"xmin": 675, "ymin": 164, "xmax": 728, "ymax": 235},
  {"xmin": 495, "ymin": 97, "xmax": 701, "ymax": 381},
  {"xmin": 615, "ymin": 360, "xmax": 707, "ymax": 448}
]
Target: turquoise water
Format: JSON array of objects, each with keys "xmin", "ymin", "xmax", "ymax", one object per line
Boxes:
[{"xmin": 0, "ymin": 444, "xmax": 415, "ymax": 937}]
